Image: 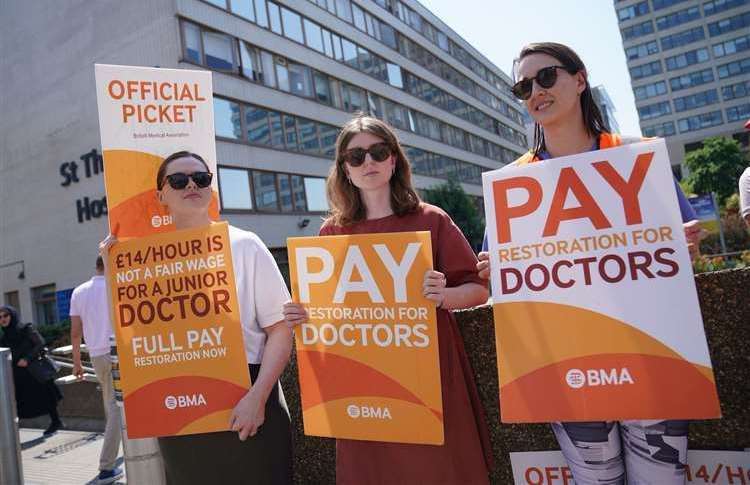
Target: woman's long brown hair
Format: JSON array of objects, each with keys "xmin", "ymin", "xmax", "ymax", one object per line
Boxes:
[
  {"xmin": 326, "ymin": 114, "xmax": 420, "ymax": 226},
  {"xmin": 516, "ymin": 42, "xmax": 608, "ymax": 158}
]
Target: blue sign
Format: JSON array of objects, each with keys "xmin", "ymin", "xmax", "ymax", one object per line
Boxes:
[
  {"xmin": 688, "ymin": 195, "xmax": 717, "ymax": 221},
  {"xmin": 56, "ymin": 288, "xmax": 74, "ymax": 322}
]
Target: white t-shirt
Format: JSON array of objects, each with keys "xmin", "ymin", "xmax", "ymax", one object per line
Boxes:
[
  {"xmin": 69, "ymin": 275, "xmax": 113, "ymax": 357},
  {"xmin": 740, "ymin": 167, "xmax": 750, "ymax": 219},
  {"xmin": 228, "ymin": 225, "xmax": 290, "ymax": 364}
]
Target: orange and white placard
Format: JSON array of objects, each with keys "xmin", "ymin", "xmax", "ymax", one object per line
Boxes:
[
  {"xmin": 107, "ymin": 222, "xmax": 249, "ymax": 438},
  {"xmin": 287, "ymin": 231, "xmax": 443, "ymax": 444},
  {"xmin": 95, "ymin": 64, "xmax": 220, "ymax": 238},
  {"xmin": 482, "ymin": 139, "xmax": 720, "ymax": 422}
]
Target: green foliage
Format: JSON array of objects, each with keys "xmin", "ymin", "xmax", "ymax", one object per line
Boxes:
[
  {"xmin": 421, "ymin": 178, "xmax": 484, "ymax": 250},
  {"xmin": 683, "ymin": 136, "xmax": 746, "ymax": 205},
  {"xmin": 693, "ymin": 250, "xmax": 750, "ymax": 273},
  {"xmin": 723, "ymin": 193, "xmax": 740, "ymax": 215},
  {"xmin": 699, "ymin": 213, "xmax": 750, "ymax": 254},
  {"xmin": 36, "ymin": 319, "xmax": 71, "ymax": 348}
]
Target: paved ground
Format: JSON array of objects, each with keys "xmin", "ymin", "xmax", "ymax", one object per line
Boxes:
[{"xmin": 19, "ymin": 428, "xmax": 125, "ymax": 485}]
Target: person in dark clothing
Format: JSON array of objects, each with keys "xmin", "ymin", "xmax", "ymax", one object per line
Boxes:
[{"xmin": 0, "ymin": 305, "xmax": 63, "ymax": 436}]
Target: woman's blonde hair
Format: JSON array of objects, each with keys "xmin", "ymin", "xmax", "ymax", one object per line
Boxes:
[{"xmin": 326, "ymin": 114, "xmax": 420, "ymax": 226}]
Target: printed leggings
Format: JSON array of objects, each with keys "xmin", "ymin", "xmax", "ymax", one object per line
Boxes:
[{"xmin": 552, "ymin": 420, "xmax": 689, "ymax": 484}]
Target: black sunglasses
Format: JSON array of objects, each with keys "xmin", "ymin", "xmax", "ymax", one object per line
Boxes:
[
  {"xmin": 163, "ymin": 171, "xmax": 213, "ymax": 190},
  {"xmin": 341, "ymin": 142, "xmax": 392, "ymax": 167},
  {"xmin": 511, "ymin": 65, "xmax": 575, "ymax": 100}
]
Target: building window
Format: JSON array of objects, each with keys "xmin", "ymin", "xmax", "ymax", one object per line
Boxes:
[
  {"xmin": 665, "ymin": 48, "xmax": 709, "ymax": 71},
  {"xmin": 722, "ymin": 79, "xmax": 750, "ymax": 100},
  {"xmin": 297, "ymin": 118, "xmax": 320, "ymax": 154},
  {"xmin": 669, "ymin": 68, "xmax": 715, "ymax": 91},
  {"xmin": 291, "ymin": 175, "xmax": 307, "ymax": 211},
  {"xmin": 673, "ymin": 89, "xmax": 720, "ymax": 112},
  {"xmin": 255, "ymin": 0, "xmax": 269, "ymax": 27},
  {"xmin": 280, "ymin": 7, "xmax": 304, "ymax": 43},
  {"xmin": 642, "ymin": 121, "xmax": 676, "ymax": 137},
  {"xmin": 630, "ymin": 60, "xmax": 663, "ymax": 79},
  {"xmin": 655, "ymin": 6, "xmax": 701, "ymax": 31},
  {"xmin": 677, "ymin": 110, "xmax": 724, "ymax": 133},
  {"xmin": 707, "ymin": 11, "xmax": 750, "ymax": 36},
  {"xmin": 713, "ymin": 34, "xmax": 750, "ymax": 58},
  {"xmin": 303, "ymin": 19, "xmax": 324, "ymax": 53},
  {"xmin": 726, "ymin": 103, "xmax": 750, "ymax": 122},
  {"xmin": 634, "ymin": 80, "xmax": 668, "ymax": 100},
  {"xmin": 703, "ymin": 0, "xmax": 749, "ymax": 17},
  {"xmin": 717, "ymin": 57, "xmax": 750, "ymax": 78},
  {"xmin": 246, "ymin": 105, "xmax": 271, "ymax": 145},
  {"xmin": 621, "ymin": 20, "xmax": 655, "ymax": 40},
  {"xmin": 253, "ymin": 171, "xmax": 279, "ymax": 211},
  {"xmin": 660, "ymin": 26, "xmax": 705, "ymax": 51},
  {"xmin": 304, "ymin": 177, "xmax": 329, "ymax": 212},
  {"xmin": 386, "ymin": 63, "xmax": 404, "ymax": 88},
  {"xmin": 219, "ymin": 167, "xmax": 253, "ymax": 210},
  {"xmin": 214, "ymin": 98, "xmax": 241, "ymax": 139},
  {"xmin": 288, "ymin": 61, "xmax": 313, "ymax": 98},
  {"xmin": 267, "ymin": 2, "xmax": 282, "ymax": 34},
  {"xmin": 183, "ymin": 22, "xmax": 202, "ymax": 64},
  {"xmin": 32, "ymin": 284, "xmax": 57, "ymax": 326},
  {"xmin": 652, "ymin": 0, "xmax": 690, "ymax": 9},
  {"xmin": 277, "ymin": 173, "xmax": 294, "ymax": 212},
  {"xmin": 202, "ymin": 31, "xmax": 236, "ymax": 71},
  {"xmin": 231, "ymin": 0, "xmax": 256, "ymax": 21},
  {"xmin": 239, "ymin": 42, "xmax": 262, "ymax": 81},
  {"xmin": 626, "ymin": 40, "xmax": 660, "ymax": 60},
  {"xmin": 638, "ymin": 101, "xmax": 672, "ymax": 120},
  {"xmin": 618, "ymin": 1, "xmax": 650, "ymax": 21}
]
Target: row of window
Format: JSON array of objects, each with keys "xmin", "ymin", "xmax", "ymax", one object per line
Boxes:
[
  {"xmin": 311, "ymin": 0, "xmax": 515, "ymax": 100},
  {"xmin": 722, "ymin": 79, "xmax": 750, "ymax": 100},
  {"xmin": 630, "ymin": 60, "xmax": 663, "ymax": 79},
  {"xmin": 181, "ymin": 19, "xmax": 525, "ymax": 150},
  {"xmin": 213, "ymin": 97, "xmax": 500, "ymax": 185},
  {"xmin": 665, "ymin": 47, "xmax": 710, "ymax": 71},
  {"xmin": 661, "ymin": 26, "xmax": 705, "ymax": 51},
  {"xmin": 642, "ymin": 101, "xmax": 748, "ymax": 136},
  {"xmin": 636, "ymin": 74, "xmax": 749, "ymax": 105},
  {"xmin": 652, "ymin": 0, "xmax": 690, "ymax": 10},
  {"xmin": 621, "ymin": 2, "xmax": 748, "ymax": 40},
  {"xmin": 638, "ymin": 100, "xmax": 672, "ymax": 119},
  {"xmin": 626, "ymin": 40, "xmax": 659, "ymax": 60},
  {"xmin": 218, "ymin": 165, "xmax": 328, "ymax": 213},
  {"xmin": 200, "ymin": 0, "xmax": 525, "ymax": 128},
  {"xmin": 630, "ymin": 47, "xmax": 749, "ymax": 83},
  {"xmin": 713, "ymin": 33, "xmax": 750, "ymax": 57},
  {"xmin": 635, "ymin": 56, "xmax": 749, "ymax": 101},
  {"xmin": 673, "ymin": 88, "xmax": 720, "ymax": 112}
]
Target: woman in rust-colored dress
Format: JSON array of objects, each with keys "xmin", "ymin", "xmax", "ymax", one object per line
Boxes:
[{"xmin": 283, "ymin": 115, "xmax": 492, "ymax": 484}]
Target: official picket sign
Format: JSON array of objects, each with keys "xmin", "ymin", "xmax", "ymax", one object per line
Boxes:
[
  {"xmin": 107, "ymin": 222, "xmax": 249, "ymax": 438},
  {"xmin": 482, "ymin": 139, "xmax": 720, "ymax": 422},
  {"xmin": 287, "ymin": 231, "xmax": 443, "ymax": 444},
  {"xmin": 94, "ymin": 64, "xmax": 220, "ymax": 238},
  {"xmin": 510, "ymin": 450, "xmax": 750, "ymax": 485}
]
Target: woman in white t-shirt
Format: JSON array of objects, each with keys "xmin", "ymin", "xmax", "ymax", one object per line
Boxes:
[{"xmin": 101, "ymin": 151, "xmax": 293, "ymax": 484}]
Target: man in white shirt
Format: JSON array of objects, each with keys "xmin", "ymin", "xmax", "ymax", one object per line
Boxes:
[
  {"xmin": 740, "ymin": 167, "xmax": 750, "ymax": 227},
  {"xmin": 70, "ymin": 256, "xmax": 123, "ymax": 485}
]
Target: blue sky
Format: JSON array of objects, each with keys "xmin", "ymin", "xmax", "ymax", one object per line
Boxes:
[{"xmin": 421, "ymin": 0, "xmax": 642, "ymax": 136}]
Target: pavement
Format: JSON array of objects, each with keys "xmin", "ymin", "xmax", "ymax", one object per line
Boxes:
[{"xmin": 19, "ymin": 427, "xmax": 126, "ymax": 485}]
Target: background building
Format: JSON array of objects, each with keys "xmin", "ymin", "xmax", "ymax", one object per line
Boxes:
[
  {"xmin": 592, "ymin": 85, "xmax": 621, "ymax": 134},
  {"xmin": 0, "ymin": 0, "xmax": 527, "ymax": 324},
  {"xmin": 615, "ymin": 0, "xmax": 750, "ymax": 175}
]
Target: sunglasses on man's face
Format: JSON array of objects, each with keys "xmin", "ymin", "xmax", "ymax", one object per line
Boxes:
[
  {"xmin": 511, "ymin": 65, "xmax": 575, "ymax": 101},
  {"xmin": 342, "ymin": 142, "xmax": 392, "ymax": 167},
  {"xmin": 163, "ymin": 172, "xmax": 213, "ymax": 190}
]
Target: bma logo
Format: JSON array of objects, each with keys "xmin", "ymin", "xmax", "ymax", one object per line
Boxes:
[
  {"xmin": 565, "ymin": 368, "xmax": 635, "ymax": 389},
  {"xmin": 164, "ymin": 394, "xmax": 207, "ymax": 410},
  {"xmin": 346, "ymin": 404, "xmax": 392, "ymax": 420}
]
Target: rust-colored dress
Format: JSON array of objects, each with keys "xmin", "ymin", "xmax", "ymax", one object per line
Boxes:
[{"xmin": 320, "ymin": 203, "xmax": 492, "ymax": 485}]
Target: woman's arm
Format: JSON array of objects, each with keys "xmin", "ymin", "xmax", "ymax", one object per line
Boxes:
[
  {"xmin": 229, "ymin": 321, "xmax": 293, "ymax": 440},
  {"xmin": 424, "ymin": 270, "xmax": 489, "ymax": 310}
]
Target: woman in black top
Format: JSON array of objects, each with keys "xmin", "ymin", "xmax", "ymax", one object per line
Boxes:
[{"xmin": 0, "ymin": 305, "xmax": 62, "ymax": 436}]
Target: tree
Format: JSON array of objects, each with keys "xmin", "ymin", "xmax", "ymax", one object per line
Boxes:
[
  {"xmin": 683, "ymin": 136, "xmax": 747, "ymax": 205},
  {"xmin": 421, "ymin": 178, "xmax": 484, "ymax": 250}
]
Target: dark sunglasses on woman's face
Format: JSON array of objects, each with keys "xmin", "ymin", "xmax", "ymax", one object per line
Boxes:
[
  {"xmin": 163, "ymin": 171, "xmax": 213, "ymax": 190},
  {"xmin": 511, "ymin": 65, "xmax": 576, "ymax": 100},
  {"xmin": 342, "ymin": 142, "xmax": 392, "ymax": 167}
]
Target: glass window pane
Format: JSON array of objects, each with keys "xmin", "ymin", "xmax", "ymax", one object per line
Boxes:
[
  {"xmin": 281, "ymin": 7, "xmax": 304, "ymax": 43},
  {"xmin": 32, "ymin": 284, "xmax": 57, "ymax": 326},
  {"xmin": 183, "ymin": 22, "xmax": 202, "ymax": 64},
  {"xmin": 291, "ymin": 175, "xmax": 307, "ymax": 211},
  {"xmin": 213, "ymin": 98, "xmax": 241, "ymax": 139},
  {"xmin": 387, "ymin": 63, "xmax": 403, "ymax": 88},
  {"xmin": 240, "ymin": 42, "xmax": 260, "ymax": 81},
  {"xmin": 352, "ymin": 3, "xmax": 366, "ymax": 30},
  {"xmin": 288, "ymin": 62, "xmax": 313, "ymax": 97},
  {"xmin": 246, "ymin": 106, "xmax": 270, "ymax": 145},
  {"xmin": 219, "ymin": 167, "xmax": 252, "ymax": 210},
  {"xmin": 203, "ymin": 31, "xmax": 235, "ymax": 70},
  {"xmin": 254, "ymin": 0, "xmax": 269, "ymax": 27},
  {"xmin": 329, "ymin": 78, "xmax": 343, "ymax": 108},
  {"xmin": 278, "ymin": 174, "xmax": 294, "ymax": 212},
  {"xmin": 232, "ymin": 0, "xmax": 255, "ymax": 21},
  {"xmin": 304, "ymin": 177, "xmax": 329, "ymax": 212},
  {"xmin": 276, "ymin": 59, "xmax": 290, "ymax": 91},
  {"xmin": 298, "ymin": 118, "xmax": 320, "ymax": 153},
  {"xmin": 380, "ymin": 23, "xmax": 397, "ymax": 50},
  {"xmin": 206, "ymin": 0, "xmax": 227, "ymax": 8},
  {"xmin": 260, "ymin": 51, "xmax": 276, "ymax": 87},
  {"xmin": 322, "ymin": 28, "xmax": 334, "ymax": 57},
  {"xmin": 269, "ymin": 111, "xmax": 284, "ymax": 147},
  {"xmin": 332, "ymin": 33, "xmax": 344, "ymax": 61},
  {"xmin": 319, "ymin": 124, "xmax": 338, "ymax": 157},
  {"xmin": 342, "ymin": 38, "xmax": 358, "ymax": 68},
  {"xmin": 253, "ymin": 171, "xmax": 279, "ymax": 211},
  {"xmin": 284, "ymin": 115, "xmax": 299, "ymax": 150},
  {"xmin": 268, "ymin": 2, "xmax": 282, "ymax": 34},
  {"xmin": 336, "ymin": 0, "xmax": 353, "ymax": 22},
  {"xmin": 304, "ymin": 19, "xmax": 324, "ymax": 52},
  {"xmin": 313, "ymin": 71, "xmax": 331, "ymax": 104}
]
